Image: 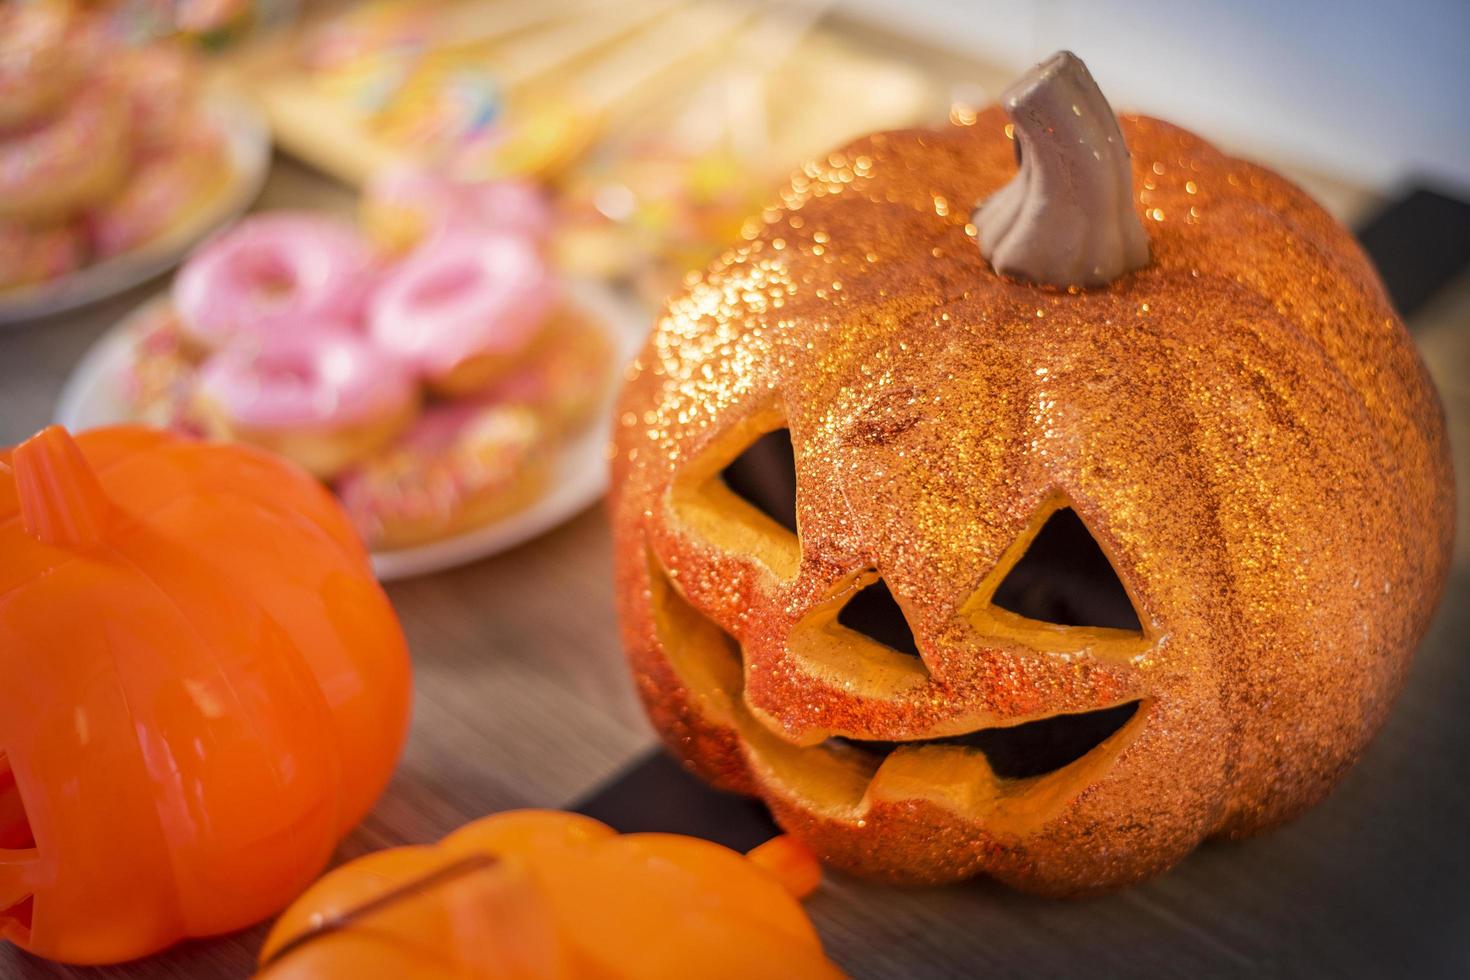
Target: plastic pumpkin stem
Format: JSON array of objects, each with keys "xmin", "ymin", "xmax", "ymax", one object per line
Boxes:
[
  {"xmin": 973, "ymin": 50, "xmax": 1149, "ymax": 287},
  {"xmin": 11, "ymin": 426, "xmax": 114, "ymax": 549},
  {"xmin": 746, "ymin": 835, "xmax": 822, "ymax": 900}
]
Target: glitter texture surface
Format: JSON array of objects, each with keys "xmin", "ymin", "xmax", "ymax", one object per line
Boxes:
[{"xmin": 609, "ymin": 108, "xmax": 1455, "ymax": 892}]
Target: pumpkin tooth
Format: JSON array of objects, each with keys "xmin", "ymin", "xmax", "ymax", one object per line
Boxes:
[
  {"xmin": 863, "ymin": 744, "xmax": 1001, "ymax": 815},
  {"xmin": 11, "ymin": 426, "xmax": 113, "ymax": 549},
  {"xmin": 859, "ymin": 700, "xmax": 1148, "ymax": 829}
]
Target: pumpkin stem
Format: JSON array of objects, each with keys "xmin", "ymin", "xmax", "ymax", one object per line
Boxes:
[
  {"xmin": 973, "ymin": 50, "xmax": 1149, "ymax": 287},
  {"xmin": 746, "ymin": 834, "xmax": 822, "ymax": 899},
  {"xmin": 11, "ymin": 426, "xmax": 114, "ymax": 549}
]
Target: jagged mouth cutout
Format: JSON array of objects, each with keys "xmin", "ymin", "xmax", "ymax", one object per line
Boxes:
[
  {"xmin": 658, "ymin": 410, "xmax": 1152, "ymax": 824},
  {"xmin": 825, "ymin": 701, "xmax": 1141, "ymax": 782},
  {"xmin": 0, "ymin": 752, "xmax": 37, "ymax": 943},
  {"xmin": 647, "ymin": 552, "xmax": 1147, "ymax": 827}
]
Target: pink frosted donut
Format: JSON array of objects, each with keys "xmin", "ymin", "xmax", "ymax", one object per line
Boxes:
[
  {"xmin": 368, "ymin": 229, "xmax": 556, "ymax": 395},
  {"xmin": 172, "ymin": 213, "xmax": 376, "ymax": 352},
  {"xmin": 361, "ymin": 166, "xmax": 552, "ymax": 253},
  {"xmin": 122, "ymin": 302, "xmax": 199, "ymax": 431},
  {"xmin": 486, "ymin": 304, "xmax": 615, "ymax": 437},
  {"xmin": 110, "ymin": 43, "xmax": 204, "ymax": 152},
  {"xmin": 0, "ymin": 0, "xmax": 82, "ymax": 129},
  {"xmin": 0, "ymin": 79, "xmax": 128, "ymax": 222},
  {"xmin": 336, "ymin": 399, "xmax": 546, "ymax": 550},
  {"xmin": 89, "ymin": 123, "xmax": 226, "ymax": 258},
  {"xmin": 192, "ymin": 330, "xmax": 418, "ymax": 479}
]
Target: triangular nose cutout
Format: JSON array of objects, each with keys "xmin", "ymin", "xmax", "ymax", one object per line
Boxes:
[
  {"xmin": 990, "ymin": 508, "xmax": 1142, "ymax": 632},
  {"xmin": 720, "ymin": 427, "xmax": 798, "ymax": 534},
  {"xmin": 837, "ymin": 575, "xmax": 922, "ymax": 658}
]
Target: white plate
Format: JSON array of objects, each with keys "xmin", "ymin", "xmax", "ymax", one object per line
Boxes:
[
  {"xmin": 55, "ymin": 280, "xmax": 651, "ymax": 580},
  {"xmin": 0, "ymin": 87, "xmax": 271, "ymax": 326}
]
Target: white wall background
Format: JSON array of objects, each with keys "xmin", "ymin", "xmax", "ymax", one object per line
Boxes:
[{"xmin": 844, "ymin": 0, "xmax": 1470, "ymax": 193}]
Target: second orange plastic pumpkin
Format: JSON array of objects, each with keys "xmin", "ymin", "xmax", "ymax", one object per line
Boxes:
[
  {"xmin": 256, "ymin": 810, "xmax": 844, "ymax": 979},
  {"xmin": 0, "ymin": 426, "xmax": 412, "ymax": 964}
]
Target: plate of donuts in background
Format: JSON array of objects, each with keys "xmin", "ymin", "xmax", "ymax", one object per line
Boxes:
[
  {"xmin": 0, "ymin": 0, "xmax": 271, "ymax": 324},
  {"xmin": 56, "ymin": 170, "xmax": 650, "ymax": 580}
]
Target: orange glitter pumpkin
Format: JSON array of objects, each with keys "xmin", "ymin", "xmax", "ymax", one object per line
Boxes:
[
  {"xmin": 609, "ymin": 53, "xmax": 1455, "ymax": 891},
  {"xmin": 0, "ymin": 426, "xmax": 412, "ymax": 963},
  {"xmin": 255, "ymin": 810, "xmax": 843, "ymax": 979}
]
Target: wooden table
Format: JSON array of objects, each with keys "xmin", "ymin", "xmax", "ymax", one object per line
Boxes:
[{"xmin": 3, "ymin": 150, "xmax": 1468, "ymax": 980}]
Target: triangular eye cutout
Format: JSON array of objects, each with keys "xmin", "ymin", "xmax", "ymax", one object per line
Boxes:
[
  {"xmin": 990, "ymin": 508, "xmax": 1142, "ymax": 632},
  {"xmin": 720, "ymin": 427, "xmax": 798, "ymax": 534},
  {"xmin": 836, "ymin": 575, "xmax": 922, "ymax": 658},
  {"xmin": 670, "ymin": 408, "xmax": 800, "ymax": 581}
]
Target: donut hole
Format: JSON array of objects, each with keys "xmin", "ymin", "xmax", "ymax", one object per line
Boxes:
[
  {"xmin": 410, "ymin": 263, "xmax": 480, "ymax": 308},
  {"xmin": 237, "ymin": 247, "xmax": 300, "ymax": 303}
]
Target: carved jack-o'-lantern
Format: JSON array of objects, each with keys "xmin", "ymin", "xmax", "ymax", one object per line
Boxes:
[{"xmin": 610, "ymin": 52, "xmax": 1454, "ymax": 891}]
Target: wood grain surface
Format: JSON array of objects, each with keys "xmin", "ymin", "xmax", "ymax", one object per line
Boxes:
[{"xmin": 1, "ymin": 142, "xmax": 1467, "ymax": 980}]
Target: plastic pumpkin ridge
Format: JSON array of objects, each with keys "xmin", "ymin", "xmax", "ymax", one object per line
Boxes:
[
  {"xmin": 255, "ymin": 810, "xmax": 843, "ymax": 979},
  {"xmin": 0, "ymin": 426, "xmax": 412, "ymax": 965}
]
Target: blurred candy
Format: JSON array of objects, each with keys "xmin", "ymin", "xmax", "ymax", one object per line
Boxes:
[
  {"xmin": 361, "ymin": 166, "xmax": 552, "ymax": 254},
  {"xmin": 0, "ymin": 219, "xmax": 84, "ymax": 291}
]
